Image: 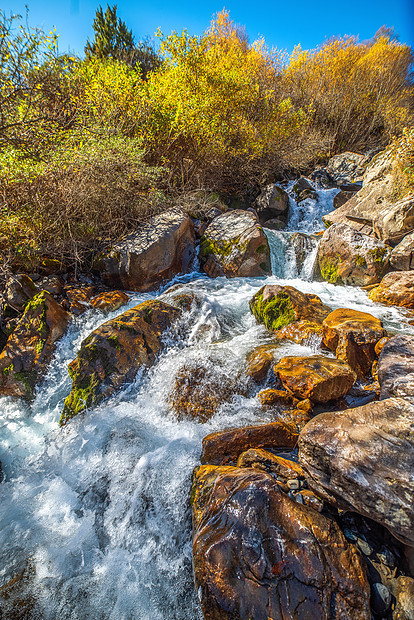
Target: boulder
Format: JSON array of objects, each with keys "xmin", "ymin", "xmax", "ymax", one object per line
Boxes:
[
  {"xmin": 3, "ymin": 274, "xmax": 39, "ymax": 313},
  {"xmin": 390, "ymin": 232, "xmax": 414, "ymax": 271},
  {"xmin": 333, "ymin": 189, "xmax": 359, "ymax": 209},
  {"xmin": 236, "ymin": 448, "xmax": 305, "ymax": 480},
  {"xmin": 89, "ymin": 291, "xmax": 129, "ymax": 314},
  {"xmin": 326, "ymin": 151, "xmax": 367, "ymax": 185},
  {"xmin": 309, "ymin": 167, "xmax": 336, "ymax": 189},
  {"xmin": 257, "ymin": 388, "xmax": 298, "ymax": 408},
  {"xmin": 292, "ymin": 176, "xmax": 317, "ymax": 202},
  {"xmin": 377, "ymin": 335, "xmax": 414, "ymax": 401},
  {"xmin": 169, "ymin": 360, "xmax": 240, "ymax": 423},
  {"xmin": 192, "ymin": 465, "xmax": 370, "ymax": 620},
  {"xmin": 245, "ymin": 344, "xmax": 277, "ymax": 382},
  {"xmin": 99, "ymin": 208, "xmax": 196, "ymax": 291},
  {"xmin": 0, "ymin": 291, "xmax": 70, "ymax": 399},
  {"xmin": 369, "ymin": 271, "xmax": 414, "ymax": 308},
  {"xmin": 249, "ymin": 285, "xmax": 330, "ymax": 344},
  {"xmin": 253, "ymin": 184, "xmax": 289, "ymax": 224},
  {"xmin": 200, "ymin": 421, "xmax": 299, "ymax": 466},
  {"xmin": 199, "ymin": 210, "xmax": 271, "ymax": 278},
  {"xmin": 322, "ymin": 308, "xmax": 387, "ymax": 378},
  {"xmin": 262, "ymin": 216, "xmax": 286, "ymax": 230},
  {"xmin": 373, "ymin": 195, "xmax": 414, "ymax": 246},
  {"xmin": 60, "ymin": 300, "xmax": 180, "ymax": 425},
  {"xmin": 64, "ymin": 286, "xmax": 96, "ymax": 316},
  {"xmin": 273, "ymin": 355, "xmax": 356, "ymax": 402},
  {"xmin": 316, "ymin": 223, "xmax": 391, "ymax": 286},
  {"xmin": 298, "ymin": 397, "xmax": 414, "ymax": 547}
]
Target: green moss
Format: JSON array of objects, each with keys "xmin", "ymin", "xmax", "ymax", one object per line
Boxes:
[
  {"xmin": 60, "ymin": 372, "xmax": 100, "ymax": 425},
  {"xmin": 106, "ymin": 334, "xmax": 122, "ymax": 350},
  {"xmin": 14, "ymin": 370, "xmax": 37, "ymax": 397},
  {"xmin": 355, "ymin": 254, "xmax": 366, "ymax": 267},
  {"xmin": 2, "ymin": 363, "xmax": 14, "ymax": 376},
  {"xmin": 199, "ymin": 236, "xmax": 247, "ymax": 259},
  {"xmin": 324, "ymin": 220, "xmax": 333, "ymax": 228},
  {"xmin": 320, "ymin": 256, "xmax": 342, "ymax": 284},
  {"xmin": 250, "ymin": 290, "xmax": 296, "ymax": 332},
  {"xmin": 260, "ymin": 262, "xmax": 268, "ymax": 271},
  {"xmin": 368, "ymin": 247, "xmax": 388, "ymax": 262},
  {"xmin": 256, "ymin": 244, "xmax": 267, "ymax": 254}
]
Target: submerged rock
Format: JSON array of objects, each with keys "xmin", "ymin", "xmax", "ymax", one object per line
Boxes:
[
  {"xmin": 298, "ymin": 397, "xmax": 414, "ymax": 547},
  {"xmin": 249, "ymin": 284, "xmax": 330, "ymax": 343},
  {"xmin": 60, "ymin": 300, "xmax": 180, "ymax": 425},
  {"xmin": 200, "ymin": 421, "xmax": 299, "ymax": 466},
  {"xmin": 0, "ymin": 291, "xmax": 70, "ymax": 399},
  {"xmin": 316, "ymin": 223, "xmax": 391, "ymax": 286},
  {"xmin": 322, "ymin": 308, "xmax": 387, "ymax": 378},
  {"xmin": 199, "ymin": 210, "xmax": 271, "ymax": 278},
  {"xmin": 378, "ymin": 334, "xmax": 414, "ymax": 401},
  {"xmin": 273, "ymin": 355, "xmax": 356, "ymax": 402},
  {"xmin": 99, "ymin": 208, "xmax": 196, "ymax": 291},
  {"xmin": 192, "ymin": 465, "xmax": 370, "ymax": 620},
  {"xmin": 369, "ymin": 271, "xmax": 414, "ymax": 308}
]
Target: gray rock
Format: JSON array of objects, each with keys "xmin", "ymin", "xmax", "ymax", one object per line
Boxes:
[
  {"xmin": 100, "ymin": 208, "xmax": 196, "ymax": 292},
  {"xmin": 390, "ymin": 232, "xmax": 414, "ymax": 271},
  {"xmin": 292, "ymin": 177, "xmax": 317, "ymax": 202},
  {"xmin": 253, "ymin": 184, "xmax": 289, "ymax": 224},
  {"xmin": 200, "ymin": 210, "xmax": 271, "ymax": 278},
  {"xmin": 371, "ymin": 582, "xmax": 392, "ymax": 615},
  {"xmin": 316, "ymin": 223, "xmax": 392, "ymax": 286},
  {"xmin": 326, "ymin": 152, "xmax": 367, "ymax": 185},
  {"xmin": 298, "ymin": 398, "xmax": 414, "ymax": 547},
  {"xmin": 378, "ymin": 335, "xmax": 414, "ymax": 402}
]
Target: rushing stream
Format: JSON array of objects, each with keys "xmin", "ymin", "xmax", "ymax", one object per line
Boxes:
[{"xmin": 1, "ymin": 180, "xmax": 413, "ymax": 619}]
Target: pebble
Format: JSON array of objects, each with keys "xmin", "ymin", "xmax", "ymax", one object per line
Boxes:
[
  {"xmin": 357, "ymin": 537, "xmax": 373, "ymax": 557},
  {"xmin": 287, "ymin": 479, "xmax": 300, "ymax": 491},
  {"xmin": 370, "ymin": 582, "xmax": 392, "ymax": 615}
]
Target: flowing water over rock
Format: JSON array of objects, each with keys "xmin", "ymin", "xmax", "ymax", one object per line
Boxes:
[{"xmin": 0, "ymin": 179, "xmax": 413, "ymax": 618}]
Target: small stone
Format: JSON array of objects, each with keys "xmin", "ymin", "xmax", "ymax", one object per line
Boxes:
[
  {"xmin": 376, "ymin": 547, "xmax": 396, "ymax": 568},
  {"xmin": 287, "ymin": 479, "xmax": 300, "ymax": 490},
  {"xmin": 357, "ymin": 538, "xmax": 373, "ymax": 557},
  {"xmin": 370, "ymin": 582, "xmax": 392, "ymax": 616}
]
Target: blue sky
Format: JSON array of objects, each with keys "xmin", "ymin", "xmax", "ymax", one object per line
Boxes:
[{"xmin": 4, "ymin": 0, "xmax": 414, "ymax": 57}]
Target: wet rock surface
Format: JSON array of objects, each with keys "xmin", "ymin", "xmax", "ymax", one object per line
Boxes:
[
  {"xmin": 274, "ymin": 354, "xmax": 356, "ymax": 403},
  {"xmin": 322, "ymin": 308, "xmax": 387, "ymax": 378},
  {"xmin": 99, "ymin": 208, "xmax": 196, "ymax": 291},
  {"xmin": 378, "ymin": 335, "xmax": 414, "ymax": 401},
  {"xmin": 369, "ymin": 271, "xmax": 414, "ymax": 309},
  {"xmin": 61, "ymin": 300, "xmax": 180, "ymax": 424},
  {"xmin": 200, "ymin": 421, "xmax": 299, "ymax": 466},
  {"xmin": 0, "ymin": 291, "xmax": 70, "ymax": 399},
  {"xmin": 250, "ymin": 284, "xmax": 330, "ymax": 343},
  {"xmin": 253, "ymin": 184, "xmax": 289, "ymax": 225},
  {"xmin": 89, "ymin": 290, "xmax": 130, "ymax": 314},
  {"xmin": 192, "ymin": 465, "xmax": 371, "ymax": 620},
  {"xmin": 316, "ymin": 223, "xmax": 392, "ymax": 286},
  {"xmin": 298, "ymin": 398, "xmax": 414, "ymax": 547},
  {"xmin": 200, "ymin": 210, "xmax": 271, "ymax": 278}
]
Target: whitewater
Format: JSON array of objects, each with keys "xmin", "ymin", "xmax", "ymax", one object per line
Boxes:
[{"xmin": 0, "ymin": 181, "xmax": 413, "ymax": 619}]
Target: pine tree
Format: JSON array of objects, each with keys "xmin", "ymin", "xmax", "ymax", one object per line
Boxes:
[{"xmin": 85, "ymin": 5, "xmax": 135, "ymax": 61}]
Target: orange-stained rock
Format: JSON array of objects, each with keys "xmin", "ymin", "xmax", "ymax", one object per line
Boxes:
[
  {"xmin": 374, "ymin": 336, "xmax": 389, "ymax": 356},
  {"xmin": 298, "ymin": 397, "xmax": 414, "ymax": 547},
  {"xmin": 257, "ymin": 388, "xmax": 298, "ymax": 408},
  {"xmin": 65, "ymin": 286, "xmax": 96, "ymax": 316},
  {"xmin": 245, "ymin": 344, "xmax": 277, "ymax": 382},
  {"xmin": 369, "ymin": 271, "xmax": 414, "ymax": 309},
  {"xmin": 0, "ymin": 291, "xmax": 70, "ymax": 398},
  {"xmin": 322, "ymin": 308, "xmax": 387, "ymax": 378},
  {"xmin": 169, "ymin": 360, "xmax": 240, "ymax": 423},
  {"xmin": 89, "ymin": 290, "xmax": 129, "ymax": 314},
  {"xmin": 282, "ymin": 408, "xmax": 312, "ymax": 431},
  {"xmin": 192, "ymin": 465, "xmax": 370, "ymax": 620},
  {"xmin": 250, "ymin": 284, "xmax": 330, "ymax": 344},
  {"xmin": 237, "ymin": 448, "xmax": 305, "ymax": 480},
  {"xmin": 200, "ymin": 421, "xmax": 299, "ymax": 466},
  {"xmin": 274, "ymin": 355, "xmax": 356, "ymax": 402},
  {"xmin": 299, "ymin": 489, "xmax": 324, "ymax": 512},
  {"xmin": 61, "ymin": 300, "xmax": 180, "ymax": 425}
]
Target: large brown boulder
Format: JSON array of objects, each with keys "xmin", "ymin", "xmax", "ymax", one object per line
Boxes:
[
  {"xmin": 316, "ymin": 223, "xmax": 392, "ymax": 286},
  {"xmin": 249, "ymin": 284, "xmax": 330, "ymax": 344},
  {"xmin": 60, "ymin": 300, "xmax": 180, "ymax": 425},
  {"xmin": 0, "ymin": 291, "xmax": 70, "ymax": 398},
  {"xmin": 192, "ymin": 465, "xmax": 370, "ymax": 620},
  {"xmin": 89, "ymin": 291, "xmax": 129, "ymax": 314},
  {"xmin": 273, "ymin": 355, "xmax": 356, "ymax": 402},
  {"xmin": 99, "ymin": 208, "xmax": 196, "ymax": 291},
  {"xmin": 377, "ymin": 335, "xmax": 414, "ymax": 401},
  {"xmin": 200, "ymin": 421, "xmax": 299, "ymax": 466},
  {"xmin": 322, "ymin": 308, "xmax": 387, "ymax": 378},
  {"xmin": 369, "ymin": 271, "xmax": 414, "ymax": 308},
  {"xmin": 298, "ymin": 398, "xmax": 414, "ymax": 547},
  {"xmin": 199, "ymin": 210, "xmax": 271, "ymax": 278}
]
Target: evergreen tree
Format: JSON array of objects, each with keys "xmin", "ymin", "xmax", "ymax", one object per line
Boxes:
[{"xmin": 85, "ymin": 5, "xmax": 135, "ymax": 61}]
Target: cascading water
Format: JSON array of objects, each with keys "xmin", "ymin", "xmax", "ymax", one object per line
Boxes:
[{"xmin": 0, "ymin": 178, "xmax": 413, "ymax": 619}]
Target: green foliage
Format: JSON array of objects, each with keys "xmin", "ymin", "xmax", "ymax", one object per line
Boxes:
[{"xmin": 85, "ymin": 4, "xmax": 135, "ymax": 61}]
